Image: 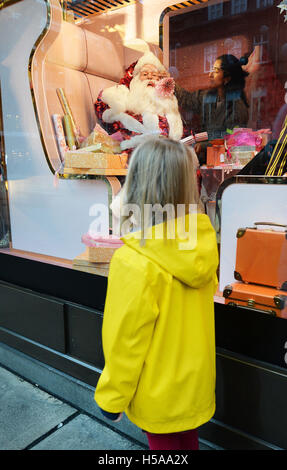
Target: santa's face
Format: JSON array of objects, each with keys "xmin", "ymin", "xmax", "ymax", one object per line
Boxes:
[
  {"xmin": 127, "ymin": 65, "xmax": 177, "ymax": 117},
  {"xmin": 139, "ymin": 64, "xmax": 160, "ymax": 87}
]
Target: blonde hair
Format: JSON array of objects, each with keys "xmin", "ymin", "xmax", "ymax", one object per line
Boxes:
[{"xmin": 121, "ymin": 137, "xmax": 201, "ymax": 237}]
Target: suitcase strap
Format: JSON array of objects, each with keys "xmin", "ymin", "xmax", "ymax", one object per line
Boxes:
[{"xmin": 254, "ymin": 222, "xmax": 287, "ymax": 229}]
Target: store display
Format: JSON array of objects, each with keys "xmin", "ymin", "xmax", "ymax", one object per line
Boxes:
[
  {"xmin": 80, "ymin": 129, "xmax": 122, "ymax": 154},
  {"xmin": 62, "ymin": 124, "xmax": 128, "ymax": 174},
  {"xmin": 64, "ymin": 150, "xmax": 128, "ymax": 170},
  {"xmin": 225, "ymin": 128, "xmax": 271, "ymax": 166},
  {"xmin": 223, "ymin": 282, "xmax": 287, "ymax": 318},
  {"xmin": 235, "ymin": 223, "xmax": 287, "ymax": 290}
]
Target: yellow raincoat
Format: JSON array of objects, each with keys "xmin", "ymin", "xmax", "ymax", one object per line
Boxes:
[{"xmin": 95, "ymin": 213, "xmax": 219, "ymax": 434}]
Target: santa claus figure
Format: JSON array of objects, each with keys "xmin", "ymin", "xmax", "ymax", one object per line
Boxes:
[{"xmin": 95, "ymin": 52, "xmax": 184, "ymax": 152}]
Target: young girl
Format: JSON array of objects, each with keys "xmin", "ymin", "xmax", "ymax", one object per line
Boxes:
[{"xmin": 94, "ymin": 137, "xmax": 219, "ymax": 450}]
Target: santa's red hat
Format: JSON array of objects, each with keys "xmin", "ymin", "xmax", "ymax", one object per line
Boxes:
[
  {"xmin": 133, "ymin": 51, "xmax": 166, "ymax": 76},
  {"xmin": 119, "ymin": 61, "xmax": 137, "ymax": 88},
  {"xmin": 119, "ymin": 52, "xmax": 166, "ymax": 88}
]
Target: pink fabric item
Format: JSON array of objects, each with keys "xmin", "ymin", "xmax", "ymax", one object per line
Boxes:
[
  {"xmin": 110, "ymin": 131, "xmax": 125, "ymax": 142},
  {"xmin": 225, "ymin": 128, "xmax": 271, "ymax": 151},
  {"xmin": 81, "ymin": 233, "xmax": 124, "ymax": 248},
  {"xmin": 146, "ymin": 429, "xmax": 199, "ymax": 451}
]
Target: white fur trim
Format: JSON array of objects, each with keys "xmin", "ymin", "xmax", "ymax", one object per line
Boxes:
[
  {"xmin": 120, "ymin": 133, "xmax": 160, "ymax": 151},
  {"xmin": 165, "ymin": 112, "xmax": 184, "ymax": 140},
  {"xmin": 142, "ymin": 112, "xmax": 160, "ymax": 132},
  {"xmin": 101, "ymin": 85, "xmax": 129, "ymax": 114},
  {"xmin": 133, "ymin": 52, "xmax": 166, "ymax": 76},
  {"xmin": 102, "ymin": 110, "xmax": 146, "ymax": 134}
]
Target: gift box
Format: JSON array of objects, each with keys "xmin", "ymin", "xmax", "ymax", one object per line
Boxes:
[
  {"xmin": 72, "ymin": 250, "xmax": 110, "ymax": 277},
  {"xmin": 230, "ymin": 146, "xmax": 256, "ymax": 166},
  {"xmin": 206, "ymin": 145, "xmax": 225, "ymax": 167},
  {"xmin": 81, "ymin": 234, "xmax": 124, "ymax": 263},
  {"xmin": 80, "ymin": 127, "xmax": 121, "ymax": 154},
  {"xmin": 64, "ymin": 150, "xmax": 128, "ymax": 170}
]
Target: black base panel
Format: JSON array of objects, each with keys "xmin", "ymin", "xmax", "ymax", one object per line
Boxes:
[
  {"xmin": 215, "ymin": 302, "xmax": 287, "ymax": 369},
  {"xmin": 0, "ymin": 252, "xmax": 107, "ymax": 311}
]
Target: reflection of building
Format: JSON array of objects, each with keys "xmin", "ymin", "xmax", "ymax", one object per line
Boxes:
[{"xmin": 170, "ymin": 0, "xmax": 287, "ymax": 131}]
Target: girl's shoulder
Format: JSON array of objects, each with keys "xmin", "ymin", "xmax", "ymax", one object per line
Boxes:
[{"xmin": 110, "ymin": 243, "xmax": 171, "ymax": 288}]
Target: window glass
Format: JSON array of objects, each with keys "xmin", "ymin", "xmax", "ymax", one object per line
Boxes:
[{"xmin": 1, "ymin": 0, "xmax": 287, "ymax": 297}]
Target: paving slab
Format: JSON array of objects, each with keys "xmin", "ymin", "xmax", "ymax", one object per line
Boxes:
[
  {"xmin": 0, "ymin": 366, "xmax": 76, "ymax": 450},
  {"xmin": 30, "ymin": 414, "xmax": 146, "ymax": 450}
]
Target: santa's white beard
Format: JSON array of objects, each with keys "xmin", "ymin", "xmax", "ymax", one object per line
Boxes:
[
  {"xmin": 101, "ymin": 74, "xmax": 184, "ymax": 142},
  {"xmin": 127, "ymin": 76, "xmax": 179, "ymax": 117}
]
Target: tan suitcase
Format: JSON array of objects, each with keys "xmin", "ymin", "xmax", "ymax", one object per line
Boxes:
[
  {"xmin": 234, "ymin": 222, "xmax": 287, "ymax": 290},
  {"xmin": 223, "ymin": 282, "xmax": 287, "ymax": 318}
]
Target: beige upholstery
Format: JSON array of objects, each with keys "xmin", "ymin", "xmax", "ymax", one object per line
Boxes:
[
  {"xmin": 32, "ymin": 0, "xmax": 152, "ymax": 172},
  {"xmin": 43, "ymin": 21, "xmax": 126, "ymax": 153}
]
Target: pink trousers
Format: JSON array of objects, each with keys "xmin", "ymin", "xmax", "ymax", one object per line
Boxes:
[{"xmin": 146, "ymin": 429, "xmax": 199, "ymax": 450}]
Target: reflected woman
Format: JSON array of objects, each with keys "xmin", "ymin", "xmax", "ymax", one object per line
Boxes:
[{"xmin": 175, "ymin": 54, "xmax": 249, "ymax": 162}]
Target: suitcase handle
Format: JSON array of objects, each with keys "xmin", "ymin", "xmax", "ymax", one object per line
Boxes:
[
  {"xmin": 254, "ymin": 222, "xmax": 287, "ymax": 229},
  {"xmin": 227, "ymin": 302, "xmax": 277, "ymax": 317}
]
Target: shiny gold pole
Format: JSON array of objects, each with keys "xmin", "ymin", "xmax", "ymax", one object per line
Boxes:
[
  {"xmin": 56, "ymin": 88, "xmax": 80, "ymax": 147},
  {"xmin": 63, "ymin": 114, "xmax": 76, "ymax": 150}
]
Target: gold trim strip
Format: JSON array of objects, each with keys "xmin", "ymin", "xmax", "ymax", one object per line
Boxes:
[
  {"xmin": 28, "ymin": 0, "xmax": 55, "ymax": 174},
  {"xmin": 217, "ymin": 351, "xmax": 287, "ymax": 379}
]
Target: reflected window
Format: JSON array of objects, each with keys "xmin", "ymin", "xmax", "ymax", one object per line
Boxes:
[
  {"xmin": 253, "ymin": 25, "xmax": 269, "ymax": 63},
  {"xmin": 256, "ymin": 0, "xmax": 273, "ymax": 8},
  {"xmin": 208, "ymin": 3, "xmax": 223, "ymax": 20},
  {"xmin": 224, "ymin": 38, "xmax": 242, "ymax": 57},
  {"xmin": 231, "ymin": 0, "xmax": 247, "ymax": 14},
  {"xmin": 168, "ymin": 0, "xmax": 285, "ymax": 146},
  {"xmin": 204, "ymin": 44, "xmax": 218, "ymax": 73}
]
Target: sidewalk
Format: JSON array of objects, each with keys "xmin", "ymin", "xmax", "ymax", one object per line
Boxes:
[{"xmin": 0, "ymin": 365, "xmax": 215, "ymax": 451}]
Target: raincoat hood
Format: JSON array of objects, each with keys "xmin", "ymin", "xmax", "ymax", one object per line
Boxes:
[{"xmin": 122, "ymin": 213, "xmax": 218, "ymax": 288}]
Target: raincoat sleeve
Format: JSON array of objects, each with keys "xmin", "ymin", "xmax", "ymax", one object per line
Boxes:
[{"xmin": 94, "ymin": 251, "xmax": 159, "ymax": 413}]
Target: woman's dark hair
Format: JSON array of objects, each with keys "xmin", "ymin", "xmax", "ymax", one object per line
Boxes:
[{"xmin": 217, "ymin": 54, "xmax": 249, "ymax": 105}]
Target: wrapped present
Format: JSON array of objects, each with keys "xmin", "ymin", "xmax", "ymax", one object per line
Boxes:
[
  {"xmin": 72, "ymin": 250, "xmax": 110, "ymax": 277},
  {"xmin": 206, "ymin": 144, "xmax": 225, "ymax": 167},
  {"xmin": 64, "ymin": 149, "xmax": 128, "ymax": 170},
  {"xmin": 81, "ymin": 234, "xmax": 124, "ymax": 263},
  {"xmin": 230, "ymin": 147, "xmax": 256, "ymax": 166},
  {"xmin": 52, "ymin": 114, "xmax": 69, "ymax": 161},
  {"xmin": 80, "ymin": 126, "xmax": 121, "ymax": 154},
  {"xmin": 225, "ymin": 128, "xmax": 271, "ymax": 154}
]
